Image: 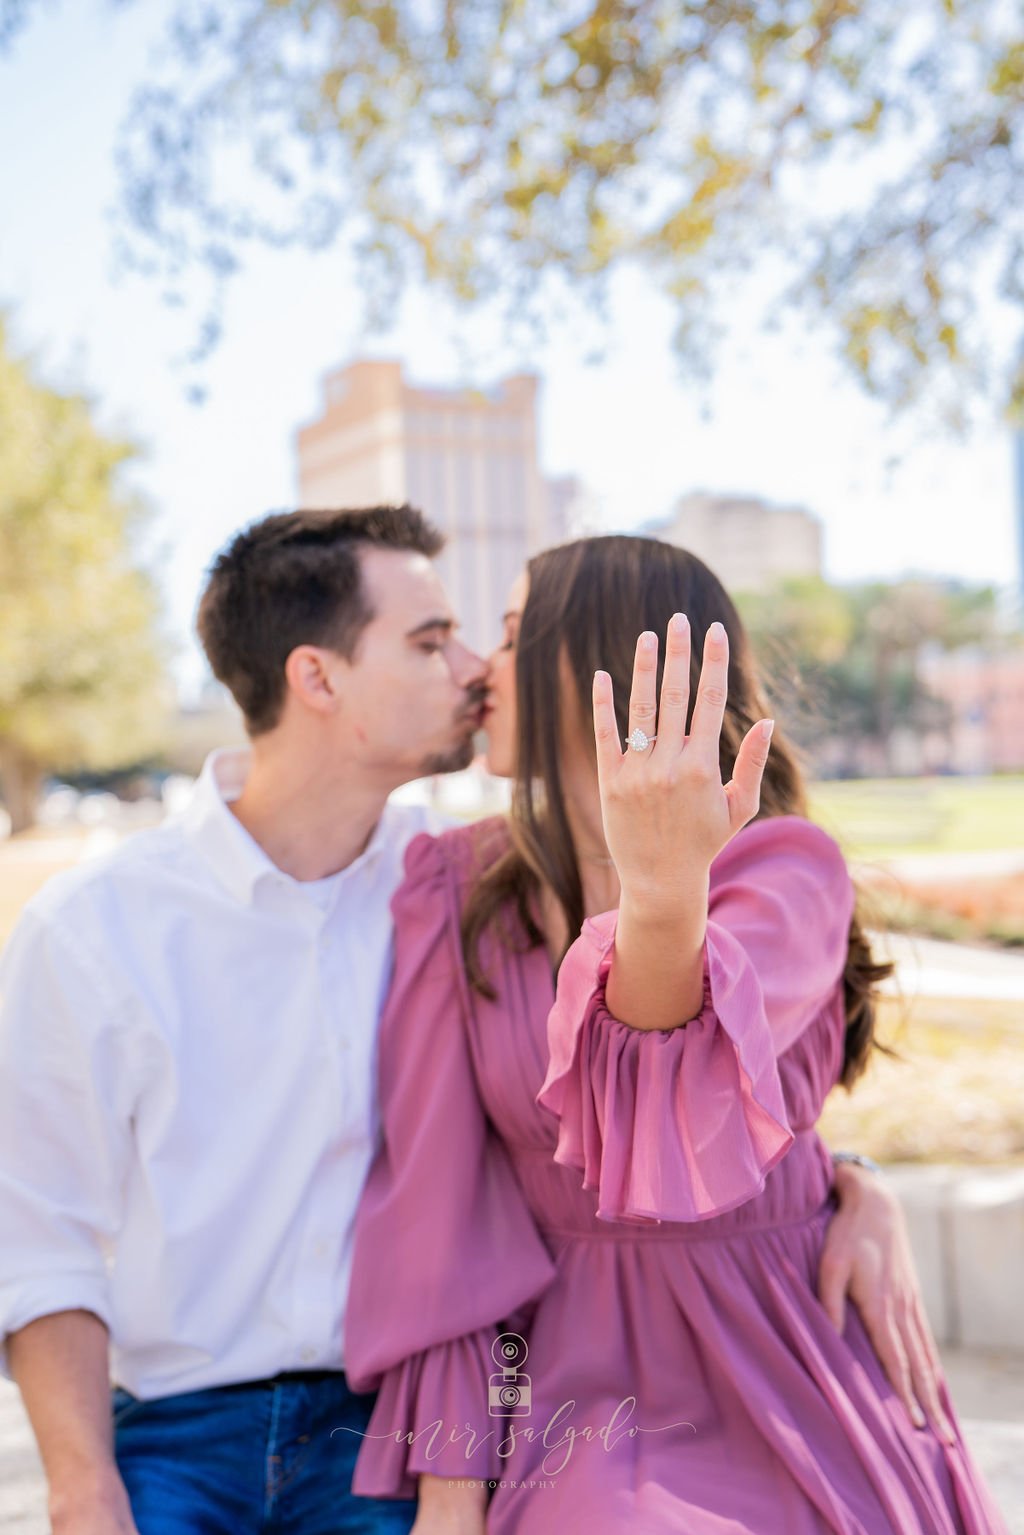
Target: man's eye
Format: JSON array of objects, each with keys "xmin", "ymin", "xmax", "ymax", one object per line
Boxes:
[{"xmin": 418, "ymin": 641, "xmax": 443, "ymax": 654}]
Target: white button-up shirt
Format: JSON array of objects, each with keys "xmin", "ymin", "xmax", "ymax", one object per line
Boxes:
[{"xmin": 0, "ymin": 749, "xmax": 442, "ymax": 1398}]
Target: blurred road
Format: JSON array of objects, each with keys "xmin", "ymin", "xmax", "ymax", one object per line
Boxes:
[{"xmin": 872, "ymin": 930, "xmax": 1024, "ymax": 1005}]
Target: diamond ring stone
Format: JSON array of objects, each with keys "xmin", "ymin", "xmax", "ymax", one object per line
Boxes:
[{"xmin": 625, "ymin": 728, "xmax": 657, "ymax": 753}]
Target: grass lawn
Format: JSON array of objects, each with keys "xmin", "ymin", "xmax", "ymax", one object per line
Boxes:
[{"xmin": 808, "ymin": 775, "xmax": 1024, "ymax": 859}]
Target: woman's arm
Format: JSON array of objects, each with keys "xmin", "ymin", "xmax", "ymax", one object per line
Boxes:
[
  {"xmin": 596, "ymin": 616, "xmax": 773, "ymax": 1032},
  {"xmin": 592, "ymin": 622, "xmax": 952, "ymax": 1438}
]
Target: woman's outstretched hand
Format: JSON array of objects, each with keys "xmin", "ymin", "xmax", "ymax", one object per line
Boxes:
[
  {"xmin": 593, "ymin": 615, "xmax": 775, "ymax": 907},
  {"xmin": 595, "ymin": 616, "xmax": 775, "ymax": 1032}
]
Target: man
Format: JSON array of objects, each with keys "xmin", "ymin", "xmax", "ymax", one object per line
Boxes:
[{"xmin": 0, "ymin": 506, "xmax": 944, "ymax": 1534}]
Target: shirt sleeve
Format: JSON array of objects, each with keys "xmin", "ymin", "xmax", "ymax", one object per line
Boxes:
[
  {"xmin": 345, "ymin": 832, "xmax": 557, "ymax": 1500},
  {"xmin": 0, "ymin": 907, "xmax": 136, "ymax": 1377},
  {"xmin": 535, "ymin": 816, "xmax": 856, "ymax": 1226}
]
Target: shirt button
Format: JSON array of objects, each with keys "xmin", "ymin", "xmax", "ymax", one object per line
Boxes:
[
  {"xmin": 300, "ymin": 1346, "xmax": 316, "ymax": 1363},
  {"xmin": 313, "ymin": 1238, "xmax": 329, "ymax": 1259}
]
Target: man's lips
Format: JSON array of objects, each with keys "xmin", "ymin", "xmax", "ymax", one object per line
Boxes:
[{"xmin": 461, "ymin": 700, "xmax": 490, "ymax": 729}]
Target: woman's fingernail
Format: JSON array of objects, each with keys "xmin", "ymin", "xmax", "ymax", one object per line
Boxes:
[
  {"xmin": 762, "ymin": 719, "xmax": 775, "ymax": 742},
  {"xmin": 709, "ymin": 621, "xmax": 726, "ymax": 642},
  {"xmin": 911, "ymin": 1404, "xmax": 926, "ymax": 1429},
  {"xmin": 670, "ymin": 612, "xmax": 688, "ymax": 634},
  {"xmin": 641, "ymin": 631, "xmax": 657, "ymax": 651}
]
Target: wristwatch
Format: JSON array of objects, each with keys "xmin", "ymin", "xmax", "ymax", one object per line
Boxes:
[{"xmin": 832, "ymin": 1150, "xmax": 884, "ymax": 1176}]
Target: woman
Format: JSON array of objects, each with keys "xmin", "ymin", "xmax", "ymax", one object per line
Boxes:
[{"xmin": 345, "ymin": 537, "xmax": 1005, "ymax": 1534}]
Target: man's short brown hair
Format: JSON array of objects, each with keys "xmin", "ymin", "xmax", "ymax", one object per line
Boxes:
[{"xmin": 197, "ymin": 505, "xmax": 444, "ymax": 734}]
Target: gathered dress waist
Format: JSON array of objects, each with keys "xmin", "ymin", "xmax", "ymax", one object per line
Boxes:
[{"xmin": 509, "ymin": 1127, "xmax": 835, "ymax": 1243}]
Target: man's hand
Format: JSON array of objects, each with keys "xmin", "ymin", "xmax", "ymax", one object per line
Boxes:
[
  {"xmin": 49, "ymin": 1469, "xmax": 139, "ymax": 1535},
  {"xmin": 820, "ymin": 1161, "xmax": 954, "ymax": 1444},
  {"xmin": 411, "ymin": 1473, "xmax": 488, "ymax": 1535},
  {"xmin": 411, "ymin": 1511, "xmax": 487, "ymax": 1535}
]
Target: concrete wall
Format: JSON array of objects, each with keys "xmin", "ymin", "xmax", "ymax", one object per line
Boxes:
[{"xmin": 886, "ymin": 1165, "xmax": 1024, "ymax": 1353}]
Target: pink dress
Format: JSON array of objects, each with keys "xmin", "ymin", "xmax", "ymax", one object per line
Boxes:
[{"xmin": 345, "ymin": 816, "xmax": 1006, "ymax": 1534}]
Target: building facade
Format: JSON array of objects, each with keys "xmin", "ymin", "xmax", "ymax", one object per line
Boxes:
[
  {"xmin": 296, "ymin": 359, "xmax": 583, "ymax": 650},
  {"xmin": 651, "ymin": 493, "xmax": 824, "ymax": 593},
  {"xmin": 918, "ymin": 645, "xmax": 1024, "ymax": 774}
]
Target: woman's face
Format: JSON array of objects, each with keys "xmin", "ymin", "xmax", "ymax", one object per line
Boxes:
[{"xmin": 482, "ymin": 569, "xmax": 528, "ymax": 778}]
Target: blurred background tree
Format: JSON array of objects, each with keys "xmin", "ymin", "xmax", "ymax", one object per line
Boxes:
[
  {"xmin": 739, "ymin": 575, "xmax": 1001, "ymax": 774},
  {"xmin": 0, "ymin": 318, "xmax": 170, "ymax": 831},
  {"xmin": 1, "ymin": 0, "xmax": 1018, "ymax": 420}
]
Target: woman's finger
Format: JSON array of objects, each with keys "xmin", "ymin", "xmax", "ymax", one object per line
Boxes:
[
  {"xmin": 906, "ymin": 1299, "xmax": 955, "ymax": 1445},
  {"xmin": 593, "ymin": 669, "xmax": 623, "ymax": 784},
  {"xmin": 686, "ymin": 622, "xmax": 730, "ymax": 763},
  {"xmin": 724, "ymin": 719, "xmax": 774, "ymax": 830},
  {"xmin": 817, "ymin": 1243, "xmax": 852, "ymax": 1334},
  {"xmin": 860, "ymin": 1300, "xmax": 925, "ymax": 1429},
  {"xmin": 655, "ymin": 613, "xmax": 690, "ymax": 756},
  {"xmin": 626, "ymin": 630, "xmax": 659, "ymax": 753}
]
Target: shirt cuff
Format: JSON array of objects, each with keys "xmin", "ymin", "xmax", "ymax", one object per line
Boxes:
[{"xmin": 0, "ymin": 1276, "xmax": 112, "ymax": 1381}]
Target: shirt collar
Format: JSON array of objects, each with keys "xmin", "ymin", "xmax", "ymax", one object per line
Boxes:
[
  {"xmin": 180, "ymin": 748, "xmax": 278, "ymax": 906},
  {"xmin": 179, "ymin": 746, "xmax": 393, "ymax": 908}
]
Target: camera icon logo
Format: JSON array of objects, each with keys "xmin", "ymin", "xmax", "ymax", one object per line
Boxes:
[{"xmin": 488, "ymin": 1331, "xmax": 532, "ymax": 1417}]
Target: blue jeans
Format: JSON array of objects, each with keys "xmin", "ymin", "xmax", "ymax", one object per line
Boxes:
[{"xmin": 112, "ymin": 1371, "xmax": 418, "ymax": 1534}]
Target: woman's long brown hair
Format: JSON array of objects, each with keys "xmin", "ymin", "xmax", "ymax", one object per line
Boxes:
[{"xmin": 462, "ymin": 535, "xmax": 892, "ymax": 1087}]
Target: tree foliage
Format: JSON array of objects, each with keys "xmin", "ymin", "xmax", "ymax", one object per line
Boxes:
[
  {"xmin": 0, "ymin": 317, "xmax": 170, "ymax": 831},
  {"xmin": 3, "ymin": 0, "xmax": 1021, "ymax": 416},
  {"xmin": 739, "ymin": 574, "xmax": 1001, "ymax": 772}
]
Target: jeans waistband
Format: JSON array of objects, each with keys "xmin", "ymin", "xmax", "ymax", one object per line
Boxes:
[
  {"xmin": 113, "ymin": 1369, "xmax": 350, "ymax": 1399},
  {"xmin": 197, "ymin": 1369, "xmax": 352, "ymax": 1394}
]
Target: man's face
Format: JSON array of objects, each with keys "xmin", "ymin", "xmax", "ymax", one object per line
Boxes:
[{"xmin": 336, "ymin": 548, "xmax": 488, "ymax": 780}]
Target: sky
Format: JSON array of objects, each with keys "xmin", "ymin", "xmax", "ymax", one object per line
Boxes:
[{"xmin": 0, "ymin": 1, "xmax": 1019, "ymax": 689}]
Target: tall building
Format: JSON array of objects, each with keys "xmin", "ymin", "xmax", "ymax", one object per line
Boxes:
[
  {"xmin": 296, "ymin": 359, "xmax": 584, "ymax": 650},
  {"xmin": 650, "ymin": 493, "xmax": 823, "ymax": 593}
]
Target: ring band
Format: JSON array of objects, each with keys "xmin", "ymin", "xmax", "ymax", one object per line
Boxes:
[{"xmin": 625, "ymin": 728, "xmax": 657, "ymax": 752}]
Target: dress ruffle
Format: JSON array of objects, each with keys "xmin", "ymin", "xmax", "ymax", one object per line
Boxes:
[
  {"xmin": 537, "ymin": 912, "xmax": 795, "ymax": 1222},
  {"xmin": 351, "ymin": 1327, "xmax": 505, "ymax": 1499},
  {"xmin": 536, "ymin": 817, "xmax": 857, "ymax": 1224}
]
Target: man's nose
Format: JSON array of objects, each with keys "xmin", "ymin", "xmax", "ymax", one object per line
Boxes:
[{"xmin": 449, "ymin": 640, "xmax": 488, "ymax": 690}]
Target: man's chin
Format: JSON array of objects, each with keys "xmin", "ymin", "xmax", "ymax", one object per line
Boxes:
[{"xmin": 419, "ymin": 735, "xmax": 478, "ymax": 778}]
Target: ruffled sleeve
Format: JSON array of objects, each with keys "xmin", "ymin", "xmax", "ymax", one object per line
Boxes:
[
  {"xmin": 346, "ymin": 830, "xmax": 557, "ymax": 1500},
  {"xmin": 536, "ymin": 816, "xmax": 856, "ymax": 1226}
]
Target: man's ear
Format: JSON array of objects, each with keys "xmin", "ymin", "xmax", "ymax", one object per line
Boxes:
[{"xmin": 283, "ymin": 645, "xmax": 344, "ymax": 717}]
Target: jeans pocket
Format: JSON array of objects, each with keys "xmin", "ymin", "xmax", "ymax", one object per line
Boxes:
[{"xmin": 111, "ymin": 1386, "xmax": 148, "ymax": 1429}]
